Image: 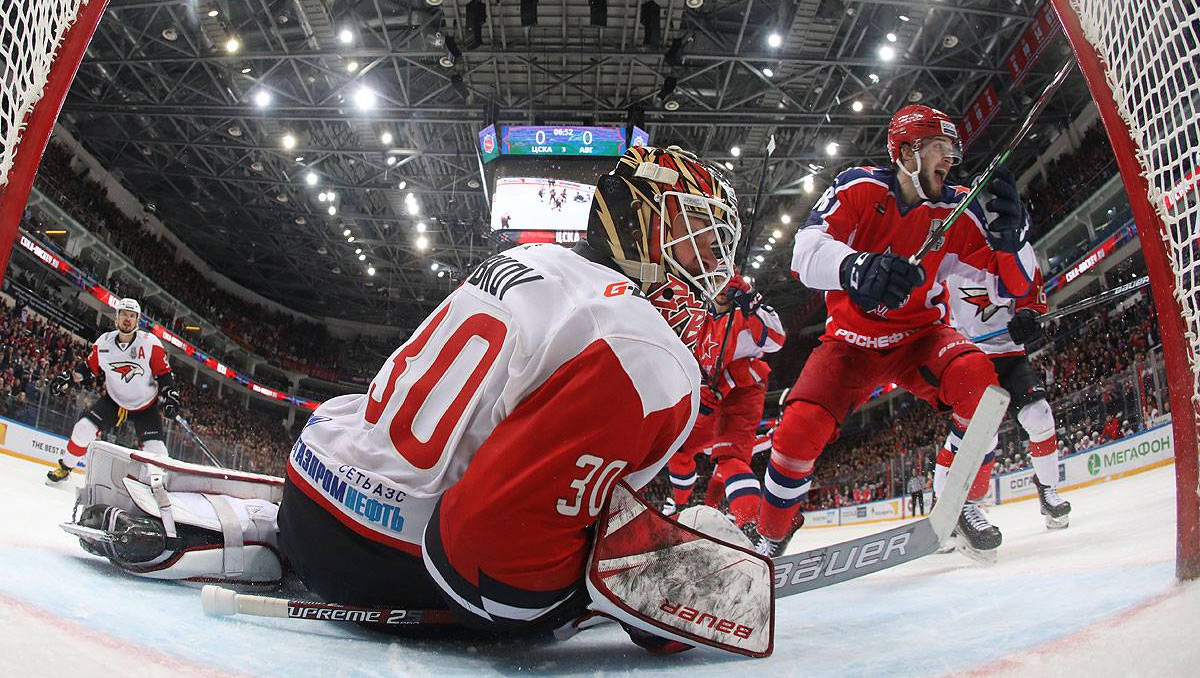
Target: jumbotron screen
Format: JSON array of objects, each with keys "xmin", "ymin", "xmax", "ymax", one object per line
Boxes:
[{"xmin": 489, "ymin": 177, "xmax": 595, "ymax": 232}]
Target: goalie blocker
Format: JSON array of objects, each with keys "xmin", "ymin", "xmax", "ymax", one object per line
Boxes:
[{"xmin": 62, "ymin": 441, "xmax": 284, "ymax": 586}]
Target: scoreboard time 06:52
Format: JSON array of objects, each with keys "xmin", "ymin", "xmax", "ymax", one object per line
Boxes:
[{"xmin": 501, "ymin": 125, "xmax": 627, "ymax": 156}]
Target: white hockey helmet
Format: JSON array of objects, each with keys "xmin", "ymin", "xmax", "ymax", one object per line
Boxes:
[{"xmin": 115, "ymin": 298, "xmax": 142, "ymax": 316}]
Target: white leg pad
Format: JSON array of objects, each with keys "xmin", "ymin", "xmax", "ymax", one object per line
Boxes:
[{"xmin": 1016, "ymin": 399, "xmax": 1056, "ymax": 443}]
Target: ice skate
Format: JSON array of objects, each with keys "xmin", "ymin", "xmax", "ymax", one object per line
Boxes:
[
  {"xmin": 45, "ymin": 460, "xmax": 72, "ymax": 486},
  {"xmin": 953, "ymin": 501, "xmax": 1001, "ymax": 565},
  {"xmin": 661, "ymin": 498, "xmax": 677, "ymax": 517},
  {"xmin": 1032, "ymin": 477, "xmax": 1071, "ymax": 529},
  {"xmin": 745, "ymin": 513, "xmax": 804, "ymax": 559}
]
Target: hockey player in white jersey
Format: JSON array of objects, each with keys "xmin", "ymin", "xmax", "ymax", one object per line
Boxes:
[
  {"xmin": 60, "ymin": 147, "xmax": 777, "ymax": 658},
  {"xmin": 46, "ymin": 297, "xmax": 182, "ymax": 482},
  {"xmin": 939, "ymin": 259, "xmax": 1072, "ymax": 529}
]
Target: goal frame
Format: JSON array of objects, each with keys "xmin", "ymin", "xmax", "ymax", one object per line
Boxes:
[
  {"xmin": 1050, "ymin": 0, "xmax": 1200, "ymax": 580},
  {"xmin": 0, "ymin": 0, "xmax": 110, "ymax": 282}
]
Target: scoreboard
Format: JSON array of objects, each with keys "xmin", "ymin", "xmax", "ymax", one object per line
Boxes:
[{"xmin": 478, "ymin": 125, "xmax": 649, "ymax": 162}]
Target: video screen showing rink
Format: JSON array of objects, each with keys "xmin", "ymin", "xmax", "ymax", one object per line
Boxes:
[
  {"xmin": 489, "ymin": 177, "xmax": 595, "ymax": 232},
  {"xmin": 1, "ymin": 442, "xmax": 1195, "ymax": 677}
]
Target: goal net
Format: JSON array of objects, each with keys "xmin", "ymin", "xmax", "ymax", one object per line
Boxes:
[
  {"xmin": 0, "ymin": 0, "xmax": 108, "ymax": 277},
  {"xmin": 1051, "ymin": 0, "xmax": 1200, "ymax": 579}
]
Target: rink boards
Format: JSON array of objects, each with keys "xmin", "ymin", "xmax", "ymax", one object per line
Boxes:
[
  {"xmin": 803, "ymin": 420, "xmax": 1176, "ymax": 528},
  {"xmin": 0, "ymin": 415, "xmax": 72, "ymax": 469}
]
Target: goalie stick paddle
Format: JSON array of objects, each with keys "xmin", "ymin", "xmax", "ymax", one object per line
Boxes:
[
  {"xmin": 771, "ymin": 385, "xmax": 1009, "ymax": 598},
  {"xmin": 909, "ymin": 60, "xmax": 1075, "ymax": 266},
  {"xmin": 200, "ymin": 585, "xmax": 457, "ymax": 626},
  {"xmin": 969, "ymin": 275, "xmax": 1150, "ymax": 343}
]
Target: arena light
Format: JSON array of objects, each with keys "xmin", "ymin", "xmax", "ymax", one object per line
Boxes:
[
  {"xmin": 406, "ymin": 200, "xmax": 420, "ymax": 215},
  {"xmin": 353, "ymin": 86, "xmax": 376, "ymax": 110},
  {"xmin": 767, "ymin": 32, "xmax": 782, "ymax": 48},
  {"xmin": 886, "ymin": 32, "xmax": 897, "ymax": 42},
  {"xmin": 899, "ymin": 15, "xmax": 910, "ymax": 22},
  {"xmin": 367, "ymin": 266, "xmax": 376, "ymax": 276},
  {"xmin": 358, "ymin": 254, "xmax": 366, "ymax": 261},
  {"xmin": 416, "ymin": 221, "xmax": 427, "ymax": 233},
  {"xmin": 305, "ymin": 172, "xmax": 318, "ymax": 186},
  {"xmin": 240, "ymin": 67, "xmax": 251, "ymax": 74},
  {"xmin": 281, "ymin": 133, "xmax": 296, "ymax": 150},
  {"xmin": 327, "ymin": 205, "xmax": 336, "ymax": 215},
  {"xmin": 386, "ymin": 156, "xmax": 397, "ymax": 166},
  {"xmin": 803, "ymin": 174, "xmax": 815, "ymax": 193},
  {"xmin": 398, "ymin": 180, "xmax": 407, "ymax": 190},
  {"xmin": 868, "ymin": 73, "xmax": 880, "ymax": 84},
  {"xmin": 852, "ymin": 100, "xmax": 864, "ymax": 112},
  {"xmin": 772, "ymin": 229, "xmax": 782, "ymax": 239},
  {"xmin": 780, "ymin": 214, "xmax": 791, "ymax": 224},
  {"xmin": 724, "ymin": 161, "xmax": 734, "ymax": 170},
  {"xmin": 431, "ymin": 263, "xmax": 439, "ymax": 271},
  {"xmin": 346, "ymin": 60, "xmax": 359, "ymax": 73},
  {"xmin": 318, "ymin": 192, "xmax": 328, "ymax": 202},
  {"xmin": 751, "ymin": 261, "xmax": 761, "ymax": 269},
  {"xmin": 380, "ymin": 131, "xmax": 393, "ymax": 145},
  {"xmin": 355, "ymin": 248, "xmax": 362, "ymax": 254},
  {"xmin": 343, "ymin": 228, "xmax": 351, "ymax": 236},
  {"xmin": 328, "ymin": 192, "xmax": 338, "ymax": 202},
  {"xmin": 764, "ymin": 243, "xmax": 772, "ymax": 250},
  {"xmin": 225, "ymin": 37, "xmax": 240, "ymax": 53},
  {"xmin": 207, "ymin": 9, "xmax": 219, "ymax": 17},
  {"xmin": 768, "ymin": 237, "xmax": 777, "ymax": 244},
  {"xmin": 347, "ymin": 236, "xmax": 355, "ymax": 242},
  {"xmin": 825, "ymin": 141, "xmax": 839, "ymax": 157},
  {"xmin": 730, "ymin": 145, "xmax": 741, "ymax": 157},
  {"xmin": 338, "ymin": 28, "xmax": 353, "ymax": 44},
  {"xmin": 878, "ymin": 45, "xmax": 895, "ymax": 61},
  {"xmin": 416, "ymin": 235, "xmax": 430, "ymax": 251},
  {"xmin": 762, "ymin": 67, "xmax": 774, "ymax": 78},
  {"xmin": 755, "ymin": 255, "xmax": 765, "ymax": 262}
]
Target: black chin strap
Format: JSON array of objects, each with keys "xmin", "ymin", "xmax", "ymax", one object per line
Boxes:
[{"xmin": 572, "ymin": 240, "xmax": 624, "ymax": 276}]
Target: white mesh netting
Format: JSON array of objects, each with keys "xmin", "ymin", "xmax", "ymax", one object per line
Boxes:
[
  {"xmin": 1067, "ymin": 0, "xmax": 1200, "ymax": 404},
  {"xmin": 0, "ymin": 0, "xmax": 90, "ymax": 189}
]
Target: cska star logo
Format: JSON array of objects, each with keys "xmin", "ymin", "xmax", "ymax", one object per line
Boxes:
[
  {"xmin": 109, "ymin": 361, "xmax": 145, "ymax": 383},
  {"xmin": 958, "ymin": 286, "xmax": 1009, "ymax": 322}
]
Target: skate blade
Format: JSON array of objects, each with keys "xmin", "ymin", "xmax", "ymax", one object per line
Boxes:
[
  {"xmin": 44, "ymin": 477, "xmax": 73, "ymax": 489},
  {"xmin": 59, "ymin": 522, "xmax": 116, "ymax": 543},
  {"xmin": 1044, "ymin": 514, "xmax": 1070, "ymax": 530},
  {"xmin": 950, "ymin": 534, "xmax": 998, "ymax": 565}
]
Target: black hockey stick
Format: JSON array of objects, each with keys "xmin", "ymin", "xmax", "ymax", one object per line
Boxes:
[
  {"xmin": 771, "ymin": 385, "xmax": 1008, "ymax": 596},
  {"xmin": 200, "ymin": 585, "xmax": 458, "ymax": 626},
  {"xmin": 909, "ymin": 60, "xmax": 1075, "ymax": 265},
  {"xmin": 173, "ymin": 415, "xmax": 225, "ymax": 468},
  {"xmin": 970, "ymin": 275, "xmax": 1150, "ymax": 343}
]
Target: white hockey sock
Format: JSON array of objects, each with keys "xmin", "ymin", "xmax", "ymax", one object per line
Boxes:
[
  {"xmin": 933, "ymin": 463, "xmax": 948, "ymax": 497},
  {"xmin": 1032, "ymin": 452, "xmax": 1059, "ymax": 487}
]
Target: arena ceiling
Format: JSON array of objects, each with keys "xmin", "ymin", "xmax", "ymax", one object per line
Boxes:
[{"xmin": 57, "ymin": 0, "xmax": 1095, "ymax": 328}]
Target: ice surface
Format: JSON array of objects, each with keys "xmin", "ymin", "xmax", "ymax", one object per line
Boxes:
[{"xmin": 0, "ymin": 452, "xmax": 1196, "ymax": 677}]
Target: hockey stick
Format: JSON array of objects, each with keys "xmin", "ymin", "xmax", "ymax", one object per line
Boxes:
[
  {"xmin": 969, "ymin": 275, "xmax": 1149, "ymax": 343},
  {"xmin": 200, "ymin": 585, "xmax": 457, "ymax": 626},
  {"xmin": 173, "ymin": 415, "xmax": 225, "ymax": 468},
  {"xmin": 771, "ymin": 385, "xmax": 1008, "ymax": 597},
  {"xmin": 909, "ymin": 60, "xmax": 1075, "ymax": 265}
]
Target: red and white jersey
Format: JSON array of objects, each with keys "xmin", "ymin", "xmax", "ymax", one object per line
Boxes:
[
  {"xmin": 289, "ymin": 244, "xmax": 700, "ymax": 552},
  {"xmin": 945, "ymin": 253, "xmax": 1048, "ymax": 357},
  {"xmin": 86, "ymin": 330, "xmax": 171, "ymax": 411},
  {"xmin": 699, "ymin": 303, "xmax": 785, "ymax": 394},
  {"xmin": 790, "ymin": 166, "xmax": 1036, "ymax": 348}
]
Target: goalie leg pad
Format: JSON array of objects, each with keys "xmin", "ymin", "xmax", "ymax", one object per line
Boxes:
[{"xmin": 587, "ymin": 481, "xmax": 774, "ymax": 658}]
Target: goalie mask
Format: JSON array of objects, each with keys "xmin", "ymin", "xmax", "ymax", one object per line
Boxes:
[{"xmin": 587, "ymin": 145, "xmax": 741, "ymax": 352}]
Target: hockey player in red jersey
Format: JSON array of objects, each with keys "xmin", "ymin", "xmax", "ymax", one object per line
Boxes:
[
  {"xmin": 751, "ymin": 104, "xmax": 1038, "ymax": 559},
  {"xmin": 940, "ymin": 264, "xmax": 1072, "ymax": 529},
  {"xmin": 665, "ymin": 274, "xmax": 785, "ymax": 526},
  {"xmin": 46, "ymin": 297, "xmax": 181, "ymax": 483}
]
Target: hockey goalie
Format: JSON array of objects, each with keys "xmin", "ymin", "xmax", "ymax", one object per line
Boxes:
[{"xmin": 61, "ymin": 145, "xmax": 776, "ymax": 658}]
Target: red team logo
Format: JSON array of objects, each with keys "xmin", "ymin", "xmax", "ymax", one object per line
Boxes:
[
  {"xmin": 109, "ymin": 361, "xmax": 145, "ymax": 382},
  {"xmin": 483, "ymin": 133, "xmax": 495, "ymax": 154}
]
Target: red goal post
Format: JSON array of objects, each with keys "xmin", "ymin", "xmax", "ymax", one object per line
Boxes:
[
  {"xmin": 1049, "ymin": 0, "xmax": 1200, "ymax": 579},
  {"xmin": 0, "ymin": 0, "xmax": 110, "ymax": 280}
]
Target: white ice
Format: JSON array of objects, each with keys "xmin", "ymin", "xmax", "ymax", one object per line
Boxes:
[{"xmin": 0, "ymin": 452, "xmax": 1196, "ymax": 677}]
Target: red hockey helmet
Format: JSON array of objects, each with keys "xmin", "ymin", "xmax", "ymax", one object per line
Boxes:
[{"xmin": 886, "ymin": 104, "xmax": 962, "ymax": 165}]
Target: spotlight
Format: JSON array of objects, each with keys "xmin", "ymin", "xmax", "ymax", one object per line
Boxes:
[
  {"xmin": 416, "ymin": 235, "xmax": 430, "ymax": 251},
  {"xmin": 852, "ymin": 100, "xmax": 864, "ymax": 112},
  {"xmin": 305, "ymin": 172, "xmax": 318, "ymax": 186},
  {"xmin": 762, "ymin": 67, "xmax": 774, "ymax": 78},
  {"xmin": 416, "ymin": 221, "xmax": 427, "ymax": 233},
  {"xmin": 224, "ymin": 37, "xmax": 240, "ymax": 53},
  {"xmin": 780, "ymin": 214, "xmax": 791, "ymax": 224},
  {"xmin": 386, "ymin": 156, "xmax": 397, "ymax": 166},
  {"xmin": 281, "ymin": 133, "xmax": 296, "ymax": 150},
  {"xmin": 346, "ymin": 60, "xmax": 359, "ymax": 73},
  {"xmin": 343, "ymin": 228, "xmax": 352, "ymax": 236},
  {"xmin": 367, "ymin": 266, "xmax": 376, "ymax": 275},
  {"xmin": 353, "ymin": 86, "xmax": 376, "ymax": 110},
  {"xmin": 381, "ymin": 131, "xmax": 393, "ymax": 145},
  {"xmin": 339, "ymin": 28, "xmax": 353, "ymax": 44},
  {"xmin": 878, "ymin": 45, "xmax": 895, "ymax": 61},
  {"xmin": 730, "ymin": 146, "xmax": 741, "ymax": 157},
  {"xmin": 327, "ymin": 205, "xmax": 337, "ymax": 215},
  {"xmin": 767, "ymin": 33, "xmax": 782, "ymax": 48},
  {"xmin": 803, "ymin": 175, "xmax": 815, "ymax": 193},
  {"xmin": 771, "ymin": 229, "xmax": 782, "ymax": 239},
  {"xmin": 886, "ymin": 32, "xmax": 897, "ymax": 42}
]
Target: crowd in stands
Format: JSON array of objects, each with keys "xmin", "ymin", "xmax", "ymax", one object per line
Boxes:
[
  {"xmin": 31, "ymin": 142, "xmax": 360, "ymax": 381},
  {"xmin": 176, "ymin": 382, "xmax": 293, "ymax": 475},
  {"xmin": 1024, "ymin": 123, "xmax": 1119, "ymax": 241}
]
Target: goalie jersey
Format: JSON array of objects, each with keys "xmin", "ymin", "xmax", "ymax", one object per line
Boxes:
[
  {"xmin": 289, "ymin": 243, "xmax": 700, "ymax": 554},
  {"xmin": 84, "ymin": 330, "xmax": 172, "ymax": 411},
  {"xmin": 944, "ymin": 246, "xmax": 1047, "ymax": 357}
]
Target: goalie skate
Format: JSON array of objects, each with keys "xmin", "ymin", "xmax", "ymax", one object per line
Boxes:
[
  {"xmin": 1033, "ymin": 477, "xmax": 1071, "ymax": 529},
  {"xmin": 950, "ymin": 502, "xmax": 1001, "ymax": 565}
]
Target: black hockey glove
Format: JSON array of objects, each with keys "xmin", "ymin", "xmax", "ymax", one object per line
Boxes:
[
  {"xmin": 727, "ymin": 286, "xmax": 761, "ymax": 315},
  {"xmin": 839, "ymin": 252, "xmax": 926, "ymax": 312},
  {"xmin": 51, "ymin": 372, "xmax": 71, "ymax": 396},
  {"xmin": 1007, "ymin": 308, "xmax": 1043, "ymax": 345},
  {"xmin": 160, "ymin": 387, "xmax": 182, "ymax": 419},
  {"xmin": 979, "ymin": 167, "xmax": 1030, "ymax": 254}
]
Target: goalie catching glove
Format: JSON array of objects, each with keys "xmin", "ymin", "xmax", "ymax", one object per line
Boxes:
[{"xmin": 839, "ymin": 251, "xmax": 926, "ymax": 312}]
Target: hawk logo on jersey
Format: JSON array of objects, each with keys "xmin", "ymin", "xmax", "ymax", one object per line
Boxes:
[
  {"xmin": 958, "ymin": 286, "xmax": 1007, "ymax": 321},
  {"xmin": 109, "ymin": 361, "xmax": 145, "ymax": 383}
]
